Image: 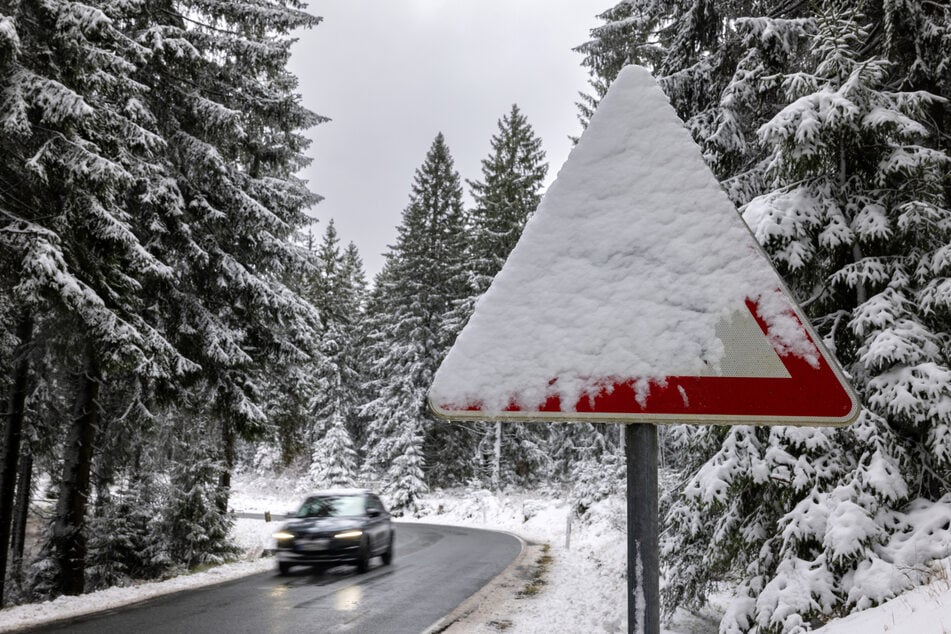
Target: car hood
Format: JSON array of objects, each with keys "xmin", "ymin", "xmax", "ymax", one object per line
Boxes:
[{"xmin": 281, "ymin": 517, "xmax": 363, "ymax": 534}]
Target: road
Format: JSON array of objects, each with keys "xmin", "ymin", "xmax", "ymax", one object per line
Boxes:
[{"xmin": 28, "ymin": 523, "xmax": 522, "ymax": 634}]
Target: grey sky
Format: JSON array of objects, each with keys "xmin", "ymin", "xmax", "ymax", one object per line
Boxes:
[{"xmin": 289, "ymin": 1, "xmax": 606, "ymax": 279}]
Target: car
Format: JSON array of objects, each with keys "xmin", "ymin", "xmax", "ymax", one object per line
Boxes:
[{"xmin": 272, "ymin": 489, "xmax": 394, "ymax": 575}]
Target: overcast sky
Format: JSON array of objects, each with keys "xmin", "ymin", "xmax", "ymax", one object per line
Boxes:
[{"xmin": 288, "ymin": 0, "xmax": 606, "ymax": 279}]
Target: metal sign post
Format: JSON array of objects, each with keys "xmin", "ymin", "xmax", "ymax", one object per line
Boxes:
[{"xmin": 626, "ymin": 424, "xmax": 659, "ymax": 634}]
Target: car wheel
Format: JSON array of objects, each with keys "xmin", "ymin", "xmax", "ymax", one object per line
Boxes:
[
  {"xmin": 278, "ymin": 561, "xmax": 291, "ymax": 576},
  {"xmin": 382, "ymin": 533, "xmax": 394, "ymax": 565},
  {"xmin": 356, "ymin": 538, "xmax": 371, "ymax": 573}
]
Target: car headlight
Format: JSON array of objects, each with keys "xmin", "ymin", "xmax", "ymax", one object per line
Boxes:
[
  {"xmin": 273, "ymin": 531, "xmax": 294, "ymax": 540},
  {"xmin": 334, "ymin": 529, "xmax": 363, "ymax": 539}
]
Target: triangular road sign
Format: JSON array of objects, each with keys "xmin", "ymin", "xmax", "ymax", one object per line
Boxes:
[{"xmin": 429, "ymin": 65, "xmax": 860, "ymax": 426}]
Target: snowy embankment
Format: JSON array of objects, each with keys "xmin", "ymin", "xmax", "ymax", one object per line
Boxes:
[{"xmin": 2, "ymin": 472, "xmax": 949, "ymax": 633}]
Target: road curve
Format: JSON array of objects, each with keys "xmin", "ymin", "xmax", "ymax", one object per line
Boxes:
[{"xmin": 27, "ymin": 523, "xmax": 522, "ymax": 634}]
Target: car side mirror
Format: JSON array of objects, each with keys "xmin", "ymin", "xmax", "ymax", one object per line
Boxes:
[{"xmin": 367, "ymin": 508, "xmax": 381, "ymax": 518}]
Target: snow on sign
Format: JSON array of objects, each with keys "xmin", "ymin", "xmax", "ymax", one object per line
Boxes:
[{"xmin": 428, "ymin": 65, "xmax": 860, "ymax": 426}]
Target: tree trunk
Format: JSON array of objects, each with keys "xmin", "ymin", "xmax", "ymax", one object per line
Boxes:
[
  {"xmin": 216, "ymin": 418, "xmax": 235, "ymax": 514},
  {"xmin": 852, "ymin": 243, "xmax": 867, "ymax": 305},
  {"xmin": 0, "ymin": 313, "xmax": 33, "ymax": 607},
  {"xmin": 50, "ymin": 346, "xmax": 100, "ymax": 596},
  {"xmin": 11, "ymin": 451, "xmax": 34, "ymax": 590}
]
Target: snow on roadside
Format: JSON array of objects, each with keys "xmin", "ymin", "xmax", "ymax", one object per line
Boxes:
[
  {"xmin": 407, "ymin": 489, "xmax": 629, "ymax": 633},
  {"xmin": 0, "ymin": 554, "xmax": 274, "ymax": 633},
  {"xmin": 4, "ymin": 471, "xmax": 951, "ymax": 634},
  {"xmin": 404, "ymin": 487, "xmax": 728, "ymax": 634},
  {"xmin": 0, "ymin": 476, "xmax": 290, "ymax": 633},
  {"xmin": 815, "ymin": 558, "xmax": 951, "ymax": 633}
]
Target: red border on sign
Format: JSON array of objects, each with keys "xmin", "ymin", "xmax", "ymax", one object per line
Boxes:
[{"xmin": 444, "ymin": 298, "xmax": 856, "ymax": 421}]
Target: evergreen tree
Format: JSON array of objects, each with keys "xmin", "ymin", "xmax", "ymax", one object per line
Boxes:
[
  {"xmin": 361, "ymin": 133, "xmax": 470, "ymax": 511},
  {"xmin": 306, "ymin": 221, "xmax": 364, "ymax": 488},
  {"xmin": 0, "ymin": 0, "xmax": 190, "ymax": 599},
  {"xmin": 341, "ymin": 242, "xmax": 369, "ymax": 311},
  {"xmin": 130, "ymin": 0, "xmax": 325, "ymax": 508},
  {"xmin": 720, "ymin": 8, "xmax": 949, "ymax": 630},
  {"xmin": 577, "ymin": 0, "xmax": 801, "ymax": 189},
  {"xmin": 160, "ymin": 415, "xmax": 241, "ymax": 570},
  {"xmin": 86, "ymin": 471, "xmax": 168, "ymax": 590},
  {"xmin": 84, "ymin": 383, "xmax": 175, "ymax": 589},
  {"xmin": 1, "ymin": 0, "xmax": 325, "ymax": 600},
  {"xmin": 568, "ymin": 424, "xmax": 625, "ymax": 514},
  {"xmin": 463, "ymin": 104, "xmax": 549, "ymax": 490},
  {"xmin": 340, "ymin": 241, "xmax": 372, "ymax": 453},
  {"xmin": 265, "ymin": 224, "xmax": 323, "ymax": 465},
  {"xmin": 467, "ymin": 104, "xmax": 548, "ymax": 293},
  {"xmin": 574, "ymin": 2, "xmax": 667, "ymax": 132}
]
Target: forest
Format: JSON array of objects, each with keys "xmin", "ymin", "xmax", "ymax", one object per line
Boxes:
[{"xmin": 1, "ymin": 1, "xmax": 949, "ymax": 632}]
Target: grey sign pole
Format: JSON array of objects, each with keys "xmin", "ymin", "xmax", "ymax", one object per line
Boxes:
[{"xmin": 626, "ymin": 423, "xmax": 659, "ymax": 634}]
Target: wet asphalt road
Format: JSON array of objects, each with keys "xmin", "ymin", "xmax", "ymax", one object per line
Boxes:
[{"xmin": 28, "ymin": 523, "xmax": 521, "ymax": 634}]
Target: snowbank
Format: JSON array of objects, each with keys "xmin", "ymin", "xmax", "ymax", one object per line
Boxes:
[
  {"xmin": 4, "ymin": 472, "xmax": 951, "ymax": 633},
  {"xmin": 816, "ymin": 558, "xmax": 951, "ymax": 633}
]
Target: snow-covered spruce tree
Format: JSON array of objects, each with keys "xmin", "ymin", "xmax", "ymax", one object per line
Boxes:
[
  {"xmin": 881, "ymin": 0, "xmax": 951, "ymax": 147},
  {"xmin": 4, "ymin": 0, "xmax": 323, "ymax": 597},
  {"xmin": 160, "ymin": 413, "xmax": 240, "ymax": 571},
  {"xmin": 83, "ymin": 377, "xmax": 179, "ymax": 589},
  {"xmin": 574, "ymin": 1, "xmax": 667, "ymax": 133},
  {"xmin": 577, "ymin": 0, "xmax": 811, "ymax": 194},
  {"xmin": 568, "ymin": 423, "xmax": 626, "ymax": 514},
  {"xmin": 661, "ymin": 6, "xmax": 951, "ymax": 632},
  {"xmin": 86, "ymin": 469, "xmax": 168, "ymax": 590},
  {"xmin": 335, "ymin": 240, "xmax": 372, "ymax": 457},
  {"xmin": 305, "ymin": 221, "xmax": 364, "ymax": 488},
  {"xmin": 309, "ymin": 409, "xmax": 359, "ymax": 488},
  {"xmin": 361, "ymin": 133, "xmax": 471, "ymax": 511},
  {"xmin": 462, "ymin": 104, "xmax": 549, "ymax": 489},
  {"xmin": 127, "ymin": 0, "xmax": 325, "ymax": 521},
  {"xmin": 341, "ymin": 242, "xmax": 369, "ymax": 318},
  {"xmin": 361, "ymin": 266, "xmax": 431, "ymax": 510},
  {"xmin": 0, "ymin": 0, "xmax": 196, "ymax": 599},
  {"xmin": 467, "ymin": 104, "xmax": 548, "ymax": 292},
  {"xmin": 576, "ymin": 0, "xmax": 725, "ymax": 132},
  {"xmin": 263, "ymin": 225, "xmax": 324, "ymax": 465}
]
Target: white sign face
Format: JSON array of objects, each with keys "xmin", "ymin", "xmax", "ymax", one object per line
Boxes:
[{"xmin": 428, "ymin": 65, "xmax": 859, "ymax": 426}]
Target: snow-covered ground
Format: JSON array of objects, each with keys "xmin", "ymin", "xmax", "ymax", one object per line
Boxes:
[{"xmin": 1, "ymin": 472, "xmax": 948, "ymax": 633}]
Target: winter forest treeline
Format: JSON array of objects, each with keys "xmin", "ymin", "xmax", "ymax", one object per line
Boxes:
[{"xmin": 0, "ymin": 1, "xmax": 949, "ymax": 633}]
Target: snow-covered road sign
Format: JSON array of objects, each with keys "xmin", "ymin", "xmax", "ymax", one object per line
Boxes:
[{"xmin": 428, "ymin": 65, "xmax": 860, "ymax": 426}]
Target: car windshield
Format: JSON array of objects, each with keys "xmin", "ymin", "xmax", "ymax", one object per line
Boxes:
[{"xmin": 296, "ymin": 495, "xmax": 365, "ymax": 518}]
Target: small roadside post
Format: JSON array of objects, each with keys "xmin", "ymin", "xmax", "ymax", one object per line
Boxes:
[{"xmin": 428, "ymin": 65, "xmax": 859, "ymax": 633}]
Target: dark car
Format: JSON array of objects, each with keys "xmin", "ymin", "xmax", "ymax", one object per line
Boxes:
[{"xmin": 273, "ymin": 489, "xmax": 394, "ymax": 575}]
